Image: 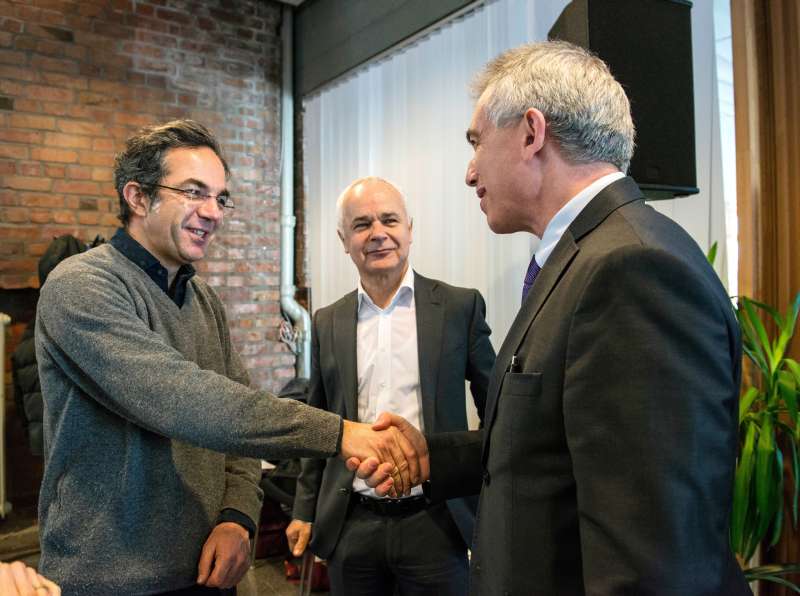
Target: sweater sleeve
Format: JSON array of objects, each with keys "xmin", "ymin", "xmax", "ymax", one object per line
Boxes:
[
  {"xmin": 214, "ymin": 296, "xmax": 264, "ymax": 532},
  {"xmin": 35, "ymin": 261, "xmax": 342, "ymax": 461}
]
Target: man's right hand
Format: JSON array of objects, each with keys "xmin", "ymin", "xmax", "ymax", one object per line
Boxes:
[
  {"xmin": 343, "ymin": 413, "xmax": 430, "ymax": 497},
  {"xmin": 339, "ymin": 417, "xmax": 423, "ymax": 496},
  {"xmin": 286, "ymin": 519, "xmax": 312, "ymax": 557}
]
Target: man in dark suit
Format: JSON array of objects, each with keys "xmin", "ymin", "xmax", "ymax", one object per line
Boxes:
[
  {"xmin": 360, "ymin": 41, "xmax": 751, "ymax": 595},
  {"xmin": 286, "ymin": 177, "xmax": 496, "ymax": 595}
]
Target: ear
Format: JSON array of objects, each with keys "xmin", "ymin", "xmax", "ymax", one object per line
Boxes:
[
  {"xmin": 337, "ymin": 229, "xmax": 349, "ymax": 254},
  {"xmin": 122, "ymin": 181, "xmax": 150, "ymax": 219},
  {"xmin": 408, "ymin": 218, "xmax": 413, "ymax": 244},
  {"xmin": 522, "ymin": 107, "xmax": 547, "ymax": 159}
]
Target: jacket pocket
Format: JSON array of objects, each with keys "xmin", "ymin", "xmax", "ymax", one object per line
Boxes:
[{"xmin": 501, "ymin": 372, "xmax": 542, "ymax": 397}]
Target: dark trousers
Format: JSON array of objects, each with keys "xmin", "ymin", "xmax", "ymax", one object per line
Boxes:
[{"xmin": 327, "ymin": 501, "xmax": 468, "ymax": 596}]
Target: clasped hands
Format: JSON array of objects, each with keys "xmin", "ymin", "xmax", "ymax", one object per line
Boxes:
[{"xmin": 340, "ymin": 412, "xmax": 430, "ymax": 497}]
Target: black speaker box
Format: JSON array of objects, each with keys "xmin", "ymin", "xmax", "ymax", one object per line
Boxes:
[{"xmin": 549, "ymin": 0, "xmax": 698, "ymax": 199}]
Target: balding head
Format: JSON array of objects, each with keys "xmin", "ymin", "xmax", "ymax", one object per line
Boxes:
[
  {"xmin": 336, "ymin": 176, "xmax": 413, "ymax": 285},
  {"xmin": 336, "ymin": 177, "xmax": 411, "ymax": 234}
]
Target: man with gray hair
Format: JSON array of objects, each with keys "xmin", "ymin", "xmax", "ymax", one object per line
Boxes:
[
  {"xmin": 361, "ymin": 41, "xmax": 750, "ymax": 594},
  {"xmin": 288, "ymin": 176, "xmax": 495, "ymax": 595}
]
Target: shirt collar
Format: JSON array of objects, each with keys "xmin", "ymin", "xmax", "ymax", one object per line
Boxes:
[
  {"xmin": 535, "ymin": 171, "xmax": 625, "ymax": 268},
  {"xmin": 109, "ymin": 228, "xmax": 196, "ymax": 306},
  {"xmin": 357, "ymin": 264, "xmax": 415, "ymax": 313}
]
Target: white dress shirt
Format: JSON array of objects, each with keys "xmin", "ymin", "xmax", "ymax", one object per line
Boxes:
[
  {"xmin": 352, "ymin": 265, "xmax": 424, "ymax": 497},
  {"xmin": 534, "ymin": 171, "xmax": 626, "ymax": 267}
]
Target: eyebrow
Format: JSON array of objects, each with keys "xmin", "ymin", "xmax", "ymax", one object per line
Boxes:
[{"xmin": 175, "ymin": 178, "xmax": 230, "ymax": 196}]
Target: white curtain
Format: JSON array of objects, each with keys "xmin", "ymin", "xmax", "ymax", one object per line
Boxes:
[{"xmin": 303, "ymin": 0, "xmax": 730, "ymax": 351}]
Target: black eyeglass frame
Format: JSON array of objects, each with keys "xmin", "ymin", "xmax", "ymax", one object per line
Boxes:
[{"xmin": 148, "ymin": 183, "xmax": 235, "ymax": 210}]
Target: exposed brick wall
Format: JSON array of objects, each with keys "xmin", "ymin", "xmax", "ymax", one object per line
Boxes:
[{"xmin": 0, "ymin": 0, "xmax": 296, "ymax": 394}]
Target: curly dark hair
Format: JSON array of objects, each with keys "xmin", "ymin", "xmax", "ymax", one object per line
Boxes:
[{"xmin": 113, "ymin": 119, "xmax": 230, "ymax": 225}]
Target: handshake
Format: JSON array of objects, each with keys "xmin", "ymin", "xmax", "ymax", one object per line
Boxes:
[{"xmin": 339, "ymin": 412, "xmax": 430, "ymax": 497}]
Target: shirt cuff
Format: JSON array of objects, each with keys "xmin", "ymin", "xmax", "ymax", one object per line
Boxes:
[{"xmin": 217, "ymin": 508, "xmax": 257, "ymax": 538}]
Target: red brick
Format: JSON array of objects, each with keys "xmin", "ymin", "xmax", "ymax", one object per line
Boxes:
[
  {"xmin": 78, "ymin": 150, "xmax": 113, "ymax": 166},
  {"xmin": 29, "ymin": 209, "xmax": 52, "ymax": 224},
  {"xmin": 0, "ymin": 207, "xmax": 29, "ymax": 223},
  {"xmin": 0, "ymin": 257, "xmax": 38, "ymax": 272},
  {"xmin": 91, "ymin": 167, "xmax": 112, "ymax": 182},
  {"xmin": 52, "ymin": 210, "xmax": 76, "ymax": 224},
  {"xmin": 20, "ymin": 193, "xmax": 63, "ymax": 208},
  {"xmin": 29, "ymin": 55, "xmax": 79, "ymax": 75},
  {"xmin": 38, "ymin": 101, "xmax": 70, "ymax": 116},
  {"xmin": 4, "ymin": 176, "xmax": 51, "ymax": 191},
  {"xmin": 56, "ymin": 119, "xmax": 106, "ymax": 136},
  {"xmin": 0, "ymin": 143, "xmax": 28, "ymax": 159},
  {"xmin": 0, "ymin": 160, "xmax": 15, "ymax": 175},
  {"xmin": 0, "ymin": 78, "xmax": 23, "ymax": 95},
  {"xmin": 101, "ymin": 212, "xmax": 120, "ymax": 226},
  {"xmin": 24, "ymin": 85, "xmax": 74, "ymax": 102},
  {"xmin": 9, "ymin": 113, "xmax": 56, "ymax": 129},
  {"xmin": 18, "ymin": 162, "xmax": 42, "ymax": 176},
  {"xmin": 0, "ymin": 225, "xmax": 40, "ymax": 239},
  {"xmin": 43, "ymin": 132, "xmax": 92, "ymax": 149},
  {"xmin": 45, "ymin": 164, "xmax": 66, "ymax": 177},
  {"xmin": 0, "ymin": 64, "xmax": 37, "ymax": 81},
  {"xmin": 52, "ymin": 180, "xmax": 100, "ymax": 195},
  {"xmin": 113, "ymin": 112, "xmax": 155, "ymax": 127},
  {"xmin": 0, "ymin": 128, "xmax": 43, "ymax": 145},
  {"xmin": 77, "ymin": 210, "xmax": 100, "ymax": 225},
  {"xmin": 91, "ymin": 137, "xmax": 115, "ymax": 152},
  {"xmin": 41, "ymin": 72, "xmax": 89, "ymax": 90},
  {"xmin": 28, "ymin": 241, "xmax": 50, "ymax": 257},
  {"xmin": 30, "ymin": 147, "xmax": 78, "ymax": 163},
  {"xmin": 67, "ymin": 165, "xmax": 92, "ymax": 179}
]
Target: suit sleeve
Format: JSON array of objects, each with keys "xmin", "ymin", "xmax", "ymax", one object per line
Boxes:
[
  {"xmin": 292, "ymin": 313, "xmax": 329, "ymax": 522},
  {"xmin": 466, "ymin": 290, "xmax": 495, "ymax": 424},
  {"xmin": 425, "ymin": 429, "xmax": 485, "ymax": 502},
  {"xmin": 563, "ymin": 246, "xmax": 739, "ymax": 594}
]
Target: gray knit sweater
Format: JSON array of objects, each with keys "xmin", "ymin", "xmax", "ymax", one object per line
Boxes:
[{"xmin": 35, "ymin": 244, "xmax": 341, "ymax": 595}]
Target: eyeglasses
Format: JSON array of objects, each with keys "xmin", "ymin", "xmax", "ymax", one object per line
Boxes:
[{"xmin": 150, "ymin": 184, "xmax": 235, "ymax": 210}]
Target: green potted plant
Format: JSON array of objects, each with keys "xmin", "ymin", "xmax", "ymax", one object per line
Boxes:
[{"xmin": 731, "ymin": 290, "xmax": 800, "ymax": 591}]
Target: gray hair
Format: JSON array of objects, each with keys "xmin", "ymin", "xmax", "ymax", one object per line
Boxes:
[
  {"xmin": 335, "ymin": 176, "xmax": 411, "ymax": 233},
  {"xmin": 473, "ymin": 41, "xmax": 635, "ymax": 172},
  {"xmin": 113, "ymin": 119, "xmax": 229, "ymax": 225}
]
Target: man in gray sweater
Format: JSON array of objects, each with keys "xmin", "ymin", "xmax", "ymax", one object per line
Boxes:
[{"xmin": 35, "ymin": 120, "xmax": 422, "ymax": 596}]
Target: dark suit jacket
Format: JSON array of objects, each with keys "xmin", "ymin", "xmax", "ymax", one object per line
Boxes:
[
  {"xmin": 293, "ymin": 271, "xmax": 496, "ymax": 559},
  {"xmin": 428, "ymin": 178, "xmax": 751, "ymax": 595}
]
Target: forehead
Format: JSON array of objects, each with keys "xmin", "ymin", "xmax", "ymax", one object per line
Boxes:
[
  {"xmin": 162, "ymin": 146, "xmax": 226, "ymax": 188},
  {"xmin": 342, "ymin": 183, "xmax": 406, "ymax": 218}
]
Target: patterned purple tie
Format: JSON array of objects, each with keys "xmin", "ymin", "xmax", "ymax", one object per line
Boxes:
[{"xmin": 522, "ymin": 255, "xmax": 541, "ymax": 304}]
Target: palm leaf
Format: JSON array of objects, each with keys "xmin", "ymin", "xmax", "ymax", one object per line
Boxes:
[
  {"xmin": 769, "ymin": 447, "xmax": 785, "ymax": 547},
  {"xmin": 732, "ymin": 422, "xmax": 758, "ymax": 552},
  {"xmin": 740, "ymin": 387, "xmax": 761, "ymax": 424},
  {"xmin": 754, "ymin": 415, "xmax": 777, "ymax": 541},
  {"xmin": 706, "ymin": 241, "xmax": 718, "ymax": 266}
]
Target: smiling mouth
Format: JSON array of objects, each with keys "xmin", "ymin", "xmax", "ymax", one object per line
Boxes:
[
  {"xmin": 367, "ymin": 248, "xmax": 395, "ymax": 257},
  {"xmin": 186, "ymin": 227, "xmax": 210, "ymax": 239}
]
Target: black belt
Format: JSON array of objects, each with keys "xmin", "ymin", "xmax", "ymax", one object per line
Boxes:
[{"xmin": 351, "ymin": 494, "xmax": 428, "ymax": 516}]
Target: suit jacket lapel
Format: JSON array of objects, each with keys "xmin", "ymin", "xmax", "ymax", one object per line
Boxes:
[
  {"xmin": 481, "ymin": 236, "xmax": 579, "ymax": 457},
  {"xmin": 333, "ymin": 291, "xmax": 359, "ymax": 421},
  {"xmin": 414, "ymin": 272, "xmax": 443, "ymax": 433},
  {"xmin": 481, "ymin": 177, "xmax": 645, "ymax": 460}
]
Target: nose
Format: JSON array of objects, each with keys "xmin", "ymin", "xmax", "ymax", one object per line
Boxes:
[
  {"xmin": 369, "ymin": 221, "xmax": 388, "ymax": 240},
  {"xmin": 196, "ymin": 197, "xmax": 224, "ymax": 222},
  {"xmin": 465, "ymin": 158, "xmax": 477, "ymax": 187}
]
